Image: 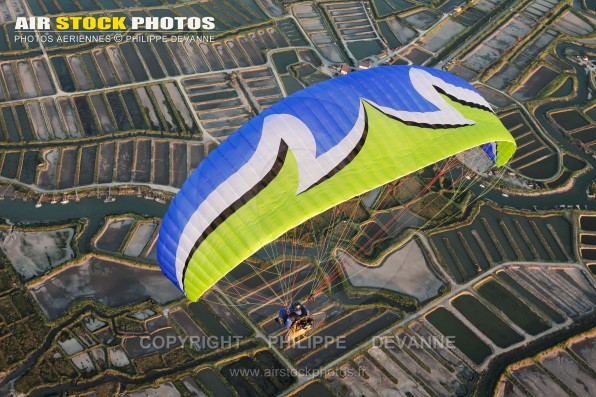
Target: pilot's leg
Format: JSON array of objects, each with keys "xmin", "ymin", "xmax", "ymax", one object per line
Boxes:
[{"xmin": 275, "ymin": 308, "xmax": 286, "ymax": 325}]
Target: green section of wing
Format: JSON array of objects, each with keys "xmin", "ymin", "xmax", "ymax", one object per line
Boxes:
[{"xmin": 183, "ymin": 98, "xmax": 516, "ymax": 300}]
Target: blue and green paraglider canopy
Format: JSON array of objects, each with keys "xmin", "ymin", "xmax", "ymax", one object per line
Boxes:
[{"xmin": 157, "ymin": 65, "xmax": 516, "ymax": 301}]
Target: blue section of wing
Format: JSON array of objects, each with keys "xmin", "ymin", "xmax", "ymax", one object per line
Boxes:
[
  {"xmin": 482, "ymin": 142, "xmax": 497, "ymax": 162},
  {"xmin": 157, "ymin": 66, "xmax": 481, "ymax": 290}
]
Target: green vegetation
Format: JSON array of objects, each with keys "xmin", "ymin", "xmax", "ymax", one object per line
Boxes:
[
  {"xmin": 0, "ymin": 250, "xmax": 50, "ymax": 373},
  {"xmin": 451, "ymin": 294, "xmax": 523, "ymax": 348},
  {"xmin": 134, "ymin": 353, "xmax": 164, "ymax": 374},
  {"xmin": 426, "ymin": 307, "xmax": 491, "ymax": 365},
  {"xmin": 115, "ymin": 315, "xmax": 145, "ymax": 333},
  {"xmin": 414, "ymin": 191, "xmax": 464, "ymax": 221},
  {"xmin": 549, "ymin": 77, "xmax": 574, "ymax": 98},
  {"xmin": 0, "ymin": 269, "xmax": 11, "ymax": 292},
  {"xmin": 15, "ymin": 347, "xmax": 77, "ymax": 393},
  {"xmin": 11, "ymin": 293, "xmax": 37, "ymax": 317},
  {"xmin": 163, "ymin": 348, "xmax": 193, "ymax": 367},
  {"xmin": 336, "ymin": 277, "xmax": 418, "ymax": 312}
]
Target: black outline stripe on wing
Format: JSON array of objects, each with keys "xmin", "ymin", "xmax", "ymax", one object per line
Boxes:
[
  {"xmin": 182, "ymin": 111, "xmax": 369, "ymax": 287},
  {"xmin": 182, "ymin": 140, "xmax": 289, "ymax": 285}
]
